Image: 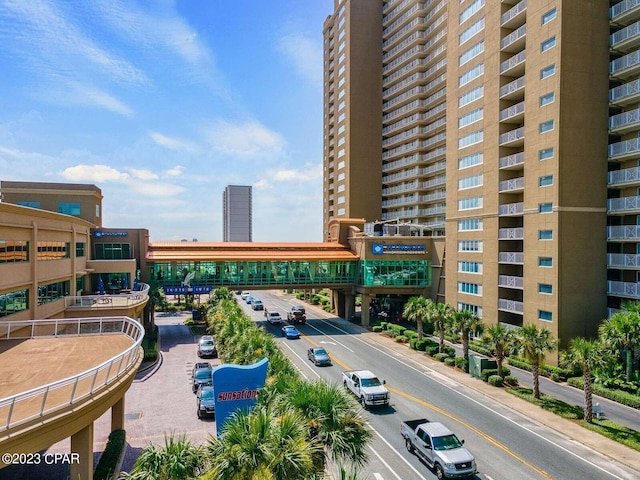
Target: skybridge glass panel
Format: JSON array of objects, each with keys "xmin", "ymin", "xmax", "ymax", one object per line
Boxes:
[{"xmin": 359, "ymin": 260, "xmax": 431, "ymax": 287}]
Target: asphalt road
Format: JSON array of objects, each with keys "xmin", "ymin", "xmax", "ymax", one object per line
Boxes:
[{"xmin": 244, "ymin": 290, "xmax": 640, "ymax": 480}]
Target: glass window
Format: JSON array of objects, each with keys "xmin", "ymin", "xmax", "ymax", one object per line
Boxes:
[
  {"xmin": 458, "ymin": 174, "xmax": 483, "ymax": 189},
  {"xmin": 459, "ymin": 152, "xmax": 483, "ymax": 169},
  {"xmin": 17, "ymin": 201, "xmax": 41, "ymax": 209},
  {"xmin": 38, "ymin": 280, "xmax": 70, "ymax": 306},
  {"xmin": 458, "ymin": 240, "xmax": 483, "ymax": 252},
  {"xmin": 458, "ymin": 130, "xmax": 484, "ymax": 149},
  {"xmin": 539, "ymin": 202, "xmax": 553, "ymax": 213},
  {"xmin": 37, "ymin": 241, "xmax": 70, "ymax": 260},
  {"xmin": 458, "ymin": 281, "xmax": 482, "ymax": 295},
  {"xmin": 0, "ymin": 240, "xmax": 29, "ymax": 263},
  {"xmin": 459, "ymin": 86, "xmax": 484, "ymax": 107},
  {"xmin": 458, "ymin": 108, "xmax": 483, "ymax": 128},
  {"xmin": 458, "ymin": 302, "xmax": 483, "ymax": 317},
  {"xmin": 542, "ymin": 8, "xmax": 557, "ymax": 25},
  {"xmin": 337, "ymin": 184, "xmax": 345, "ymax": 192},
  {"xmin": 539, "ymin": 92, "xmax": 555, "ymax": 106},
  {"xmin": 337, "ymin": 160, "xmax": 345, "ymax": 169},
  {"xmin": 539, "ymin": 147, "xmax": 554, "ymax": 160},
  {"xmin": 338, "ymin": 100, "xmax": 345, "ymax": 111},
  {"xmin": 337, "ymin": 172, "xmax": 345, "ymax": 181},
  {"xmin": 337, "ymin": 207, "xmax": 346, "ymax": 215},
  {"xmin": 460, "ymin": 0, "xmax": 484, "ymax": 25},
  {"xmin": 539, "ymin": 310, "xmax": 553, "ymax": 321},
  {"xmin": 539, "ymin": 175, "xmax": 553, "ymax": 187},
  {"xmin": 359, "ymin": 260, "xmax": 430, "ymax": 287},
  {"xmin": 541, "ymin": 64, "xmax": 556, "ymax": 79},
  {"xmin": 76, "ymin": 242, "xmax": 85, "ymax": 257},
  {"xmin": 459, "ymin": 40, "xmax": 484, "ymax": 66},
  {"xmin": 539, "ymin": 229, "xmax": 553, "ymax": 240},
  {"xmin": 539, "ymin": 283, "xmax": 553, "ymax": 294},
  {"xmin": 337, "ymin": 196, "xmax": 345, "ymax": 204},
  {"xmin": 458, "ymin": 219, "xmax": 483, "ymax": 231},
  {"xmin": 539, "ymin": 120, "xmax": 554, "ymax": 133},
  {"xmin": 459, "ymin": 63, "xmax": 484, "ymax": 87},
  {"xmin": 0, "ymin": 289, "xmax": 29, "ymax": 318},
  {"xmin": 459, "ymin": 17, "xmax": 485, "ymax": 45},
  {"xmin": 458, "ymin": 261, "xmax": 482, "ymax": 273},
  {"xmin": 458, "ymin": 196, "xmax": 483, "ymax": 210},
  {"xmin": 58, "ymin": 202, "xmax": 81, "ymax": 216},
  {"xmin": 538, "ymin": 257, "xmax": 553, "ymax": 267},
  {"xmin": 541, "ymin": 36, "xmax": 556, "ymax": 52},
  {"xmin": 337, "ymin": 148, "xmax": 345, "ymax": 158},
  {"xmin": 337, "ymin": 137, "xmax": 345, "ymax": 146},
  {"xmin": 93, "ymin": 243, "xmax": 132, "ymax": 260}
]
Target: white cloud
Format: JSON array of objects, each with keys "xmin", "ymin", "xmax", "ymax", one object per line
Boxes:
[
  {"xmin": 253, "ymin": 179, "xmax": 269, "ymax": 190},
  {"xmin": 272, "ymin": 163, "xmax": 322, "ymax": 182},
  {"xmin": 54, "ymin": 82, "xmax": 134, "ymax": 117},
  {"xmin": 62, "ymin": 164, "xmax": 130, "ymax": 182},
  {"xmin": 204, "ymin": 119, "xmax": 285, "ymax": 158},
  {"xmin": 164, "ymin": 166, "xmax": 185, "ymax": 177},
  {"xmin": 276, "ymin": 33, "xmax": 323, "ymax": 89},
  {"xmin": 149, "ymin": 132, "xmax": 198, "ymax": 152},
  {"xmin": 130, "ymin": 168, "xmax": 158, "ymax": 181}
]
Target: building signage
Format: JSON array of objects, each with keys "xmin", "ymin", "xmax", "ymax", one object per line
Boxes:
[
  {"xmin": 372, "ymin": 244, "xmax": 426, "ymax": 255},
  {"xmin": 93, "ymin": 231, "xmax": 128, "ymax": 237},
  {"xmin": 212, "ymin": 358, "xmax": 268, "ymax": 436},
  {"xmin": 163, "ymin": 286, "xmax": 189, "ymax": 295},
  {"xmin": 193, "ymin": 285, "xmax": 213, "ymax": 294}
]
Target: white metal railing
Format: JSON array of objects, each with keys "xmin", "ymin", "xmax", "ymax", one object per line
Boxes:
[
  {"xmin": 611, "ymin": 20, "xmax": 640, "ymax": 47},
  {"xmin": 498, "ymin": 227, "xmax": 524, "ymax": 240},
  {"xmin": 64, "ymin": 283, "xmax": 150, "ymax": 309},
  {"xmin": 608, "ymin": 280, "xmax": 640, "ymax": 298},
  {"xmin": 499, "ymin": 152, "xmax": 525, "ymax": 168},
  {"xmin": 499, "ymin": 177, "xmax": 524, "ymax": 192},
  {"xmin": 611, "ymin": 0, "xmax": 640, "ymax": 20},
  {"xmin": 609, "ymin": 137, "xmax": 640, "ymax": 158},
  {"xmin": 609, "ymin": 108, "xmax": 640, "ymax": 130},
  {"xmin": 500, "ymin": 76, "xmax": 525, "ymax": 98},
  {"xmin": 499, "ymin": 252, "xmax": 524, "ymax": 264},
  {"xmin": 608, "ymin": 195, "xmax": 640, "ymax": 212},
  {"xmin": 499, "ymin": 101, "xmax": 525, "ymax": 121},
  {"xmin": 610, "ymin": 79, "xmax": 640, "ymax": 103},
  {"xmin": 0, "ymin": 316, "xmax": 144, "ymax": 431},
  {"xmin": 608, "ymin": 166, "xmax": 640, "ymax": 185},
  {"xmin": 498, "ymin": 275, "xmax": 524, "ymax": 289},
  {"xmin": 498, "ymin": 298, "xmax": 524, "ymax": 313},
  {"xmin": 499, "ymin": 202, "xmax": 524, "ymax": 216},
  {"xmin": 607, "ymin": 225, "xmax": 640, "ymax": 240},
  {"xmin": 607, "ymin": 253, "xmax": 640, "ymax": 267},
  {"xmin": 500, "ymin": 50, "xmax": 526, "ymax": 74},
  {"xmin": 501, "ymin": 24, "xmax": 526, "ymax": 50},
  {"xmin": 499, "ymin": 127, "xmax": 525, "ymax": 145},
  {"xmin": 500, "ymin": 0, "xmax": 526, "ymax": 26},
  {"xmin": 611, "ymin": 50, "xmax": 640, "ymax": 75}
]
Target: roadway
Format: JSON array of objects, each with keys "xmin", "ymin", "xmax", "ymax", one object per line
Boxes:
[{"xmin": 241, "ymin": 290, "xmax": 640, "ymax": 480}]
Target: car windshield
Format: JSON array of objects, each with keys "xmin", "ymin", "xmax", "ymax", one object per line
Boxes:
[
  {"xmin": 200, "ymin": 388, "xmax": 215, "ymax": 400},
  {"xmin": 201, "ymin": 340, "xmax": 214, "ymax": 347},
  {"xmin": 195, "ymin": 370, "xmax": 211, "ymax": 380},
  {"xmin": 432, "ymin": 434, "xmax": 463, "ymax": 451},
  {"xmin": 315, "ymin": 349, "xmax": 327, "ymax": 356},
  {"xmin": 269, "ymin": 312, "xmax": 279, "ymax": 317},
  {"xmin": 361, "ymin": 377, "xmax": 382, "ymax": 387}
]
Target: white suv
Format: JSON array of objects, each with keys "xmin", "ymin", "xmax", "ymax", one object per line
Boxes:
[{"xmin": 266, "ymin": 311, "xmax": 282, "ymax": 324}]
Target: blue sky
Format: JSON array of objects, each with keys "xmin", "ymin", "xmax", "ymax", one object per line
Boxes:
[{"xmin": 0, "ymin": 0, "xmax": 332, "ymax": 241}]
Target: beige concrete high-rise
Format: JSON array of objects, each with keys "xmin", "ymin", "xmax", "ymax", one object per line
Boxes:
[{"xmin": 322, "ymin": 0, "xmax": 636, "ymax": 355}]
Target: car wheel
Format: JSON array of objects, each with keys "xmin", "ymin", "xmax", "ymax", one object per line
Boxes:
[
  {"xmin": 361, "ymin": 396, "xmax": 367, "ymax": 409},
  {"xmin": 197, "ymin": 409, "xmax": 201, "ymax": 419},
  {"xmin": 434, "ymin": 463, "xmax": 445, "ymax": 480},
  {"xmin": 405, "ymin": 438, "xmax": 414, "ymax": 454}
]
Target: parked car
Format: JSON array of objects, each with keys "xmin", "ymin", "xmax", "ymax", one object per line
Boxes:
[
  {"xmin": 281, "ymin": 325, "xmax": 300, "ymax": 339},
  {"xmin": 196, "ymin": 385, "xmax": 216, "ymax": 419},
  {"xmin": 307, "ymin": 347, "xmax": 332, "ymax": 366},
  {"xmin": 235, "ymin": 290, "xmax": 242, "ymax": 295},
  {"xmin": 192, "ymin": 365, "xmax": 213, "ymax": 393},
  {"xmin": 266, "ymin": 311, "xmax": 283, "ymax": 324},
  {"xmin": 240, "ymin": 291, "xmax": 251, "ymax": 300},
  {"xmin": 245, "ymin": 296, "xmax": 254, "ymax": 304},
  {"xmin": 197, "ymin": 335, "xmax": 218, "ymax": 358},
  {"xmin": 252, "ymin": 299, "xmax": 264, "ymax": 310}
]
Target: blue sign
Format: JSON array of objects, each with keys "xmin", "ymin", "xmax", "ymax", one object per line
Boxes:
[
  {"xmin": 212, "ymin": 358, "xmax": 268, "ymax": 436},
  {"xmin": 94, "ymin": 231, "xmax": 128, "ymax": 237},
  {"xmin": 372, "ymin": 244, "xmax": 426, "ymax": 254},
  {"xmin": 163, "ymin": 286, "xmax": 189, "ymax": 295},
  {"xmin": 193, "ymin": 285, "xmax": 212, "ymax": 294}
]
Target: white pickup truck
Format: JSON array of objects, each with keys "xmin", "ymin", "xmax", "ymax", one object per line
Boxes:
[
  {"xmin": 342, "ymin": 370, "xmax": 390, "ymax": 408},
  {"xmin": 400, "ymin": 418, "xmax": 477, "ymax": 479}
]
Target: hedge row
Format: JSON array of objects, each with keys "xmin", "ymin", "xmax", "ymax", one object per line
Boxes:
[
  {"xmin": 567, "ymin": 377, "xmax": 640, "ymax": 409},
  {"xmin": 94, "ymin": 429, "xmax": 126, "ymax": 480},
  {"xmin": 481, "ymin": 367, "xmax": 511, "ymax": 382},
  {"xmin": 507, "ymin": 356, "xmax": 576, "ymax": 382}
]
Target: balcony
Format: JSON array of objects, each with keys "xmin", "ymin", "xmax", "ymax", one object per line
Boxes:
[
  {"xmin": 608, "ymin": 280, "xmax": 640, "ymax": 299},
  {"xmin": 608, "ymin": 195, "xmax": 640, "ymax": 214},
  {"xmin": 607, "ymin": 253, "xmax": 640, "ymax": 269},
  {"xmin": 610, "ymin": 49, "xmax": 640, "ymax": 79},
  {"xmin": 498, "ymin": 298, "xmax": 524, "ymax": 314},
  {"xmin": 608, "ymin": 166, "xmax": 640, "ymax": 187},
  {"xmin": 64, "ymin": 283, "xmax": 150, "ymax": 310},
  {"xmin": 498, "ymin": 275, "xmax": 524, "ymax": 289},
  {"xmin": 607, "ymin": 225, "xmax": 640, "ymax": 240},
  {"xmin": 499, "ymin": 127, "xmax": 525, "ymax": 147},
  {"xmin": 499, "ymin": 177, "xmax": 524, "ymax": 193},
  {"xmin": 499, "ymin": 251, "xmax": 524, "ymax": 264},
  {"xmin": 499, "ymin": 101, "xmax": 525, "ymax": 123},
  {"xmin": 498, "ymin": 227, "xmax": 524, "ymax": 240},
  {"xmin": 501, "ymin": 0, "xmax": 527, "ymax": 29},
  {"xmin": 500, "ymin": 50, "xmax": 526, "ymax": 76},
  {"xmin": 501, "ymin": 24, "xmax": 526, "ymax": 53},
  {"xmin": 609, "ymin": 137, "xmax": 640, "ymax": 161},
  {"xmin": 610, "ymin": 20, "xmax": 640, "ymax": 53},
  {"xmin": 500, "ymin": 76, "xmax": 525, "ymax": 100},
  {"xmin": 611, "ymin": 0, "xmax": 640, "ymax": 25},
  {"xmin": 499, "ymin": 152, "xmax": 525, "ymax": 169},
  {"xmin": 610, "ymin": 79, "xmax": 640, "ymax": 106},
  {"xmin": 609, "ymin": 108, "xmax": 640, "ymax": 134},
  {"xmin": 499, "ymin": 202, "xmax": 524, "ymax": 216}
]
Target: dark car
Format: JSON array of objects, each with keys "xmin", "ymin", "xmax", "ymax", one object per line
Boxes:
[
  {"xmin": 196, "ymin": 385, "xmax": 216, "ymax": 419},
  {"xmin": 197, "ymin": 335, "xmax": 218, "ymax": 358},
  {"xmin": 281, "ymin": 325, "xmax": 300, "ymax": 339},
  {"xmin": 287, "ymin": 305, "xmax": 307, "ymax": 324},
  {"xmin": 252, "ymin": 299, "xmax": 264, "ymax": 310},
  {"xmin": 307, "ymin": 347, "xmax": 332, "ymax": 366},
  {"xmin": 192, "ymin": 365, "xmax": 213, "ymax": 393},
  {"xmin": 191, "ymin": 362, "xmax": 212, "ymax": 377}
]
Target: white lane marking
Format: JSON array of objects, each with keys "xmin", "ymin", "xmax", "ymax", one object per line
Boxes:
[
  {"xmin": 373, "ymin": 473, "xmax": 384, "ymax": 480},
  {"xmin": 372, "ymin": 429, "xmax": 428, "ymax": 480},
  {"xmin": 319, "ymin": 340, "xmax": 336, "ymax": 345},
  {"xmin": 280, "ymin": 342, "xmax": 317, "ymax": 380},
  {"xmin": 304, "ymin": 321, "xmax": 354, "ymax": 352},
  {"xmin": 369, "ymin": 446, "xmax": 401, "ymax": 480},
  {"xmin": 318, "ymin": 319, "xmax": 628, "ymax": 480},
  {"xmin": 427, "ymin": 370, "xmax": 460, "ymax": 388}
]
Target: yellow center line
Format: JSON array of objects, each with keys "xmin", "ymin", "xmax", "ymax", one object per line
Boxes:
[{"xmin": 302, "ymin": 332, "xmax": 552, "ymax": 479}]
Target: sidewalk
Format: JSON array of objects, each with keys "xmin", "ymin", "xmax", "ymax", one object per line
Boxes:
[{"xmin": 363, "ymin": 329, "xmax": 640, "ymax": 474}]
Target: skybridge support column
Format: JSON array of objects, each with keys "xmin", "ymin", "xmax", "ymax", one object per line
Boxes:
[
  {"xmin": 70, "ymin": 422, "xmax": 94, "ymax": 480},
  {"xmin": 360, "ymin": 294, "xmax": 371, "ymax": 327},
  {"xmin": 112, "ymin": 395, "xmax": 125, "ymax": 431},
  {"xmin": 344, "ymin": 293, "xmax": 355, "ymax": 323}
]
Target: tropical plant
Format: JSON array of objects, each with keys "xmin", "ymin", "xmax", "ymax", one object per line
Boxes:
[
  {"xmin": 484, "ymin": 324, "xmax": 515, "ymax": 378},
  {"xmin": 431, "ymin": 302, "xmax": 454, "ymax": 354},
  {"xmin": 515, "ymin": 324, "xmax": 557, "ymax": 399},
  {"xmin": 599, "ymin": 308, "xmax": 640, "ymax": 382},
  {"xmin": 562, "ymin": 337, "xmax": 608, "ymax": 423},
  {"xmin": 403, "ymin": 296, "xmax": 432, "ymax": 341},
  {"xmin": 119, "ymin": 433, "xmax": 206, "ymax": 480},
  {"xmin": 452, "ymin": 309, "xmax": 484, "ymax": 371}
]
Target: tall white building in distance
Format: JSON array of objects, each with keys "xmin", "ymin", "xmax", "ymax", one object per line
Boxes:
[{"xmin": 222, "ymin": 185, "xmax": 252, "ymax": 242}]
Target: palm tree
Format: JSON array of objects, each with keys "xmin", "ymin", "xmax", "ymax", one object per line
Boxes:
[
  {"xmin": 119, "ymin": 433, "xmax": 207, "ymax": 480},
  {"xmin": 452, "ymin": 309, "xmax": 483, "ymax": 371},
  {"xmin": 403, "ymin": 296, "xmax": 432, "ymax": 341},
  {"xmin": 562, "ymin": 337, "xmax": 608, "ymax": 423},
  {"xmin": 599, "ymin": 309, "xmax": 640, "ymax": 381},
  {"xmin": 515, "ymin": 324, "xmax": 557, "ymax": 399},
  {"xmin": 484, "ymin": 324, "xmax": 515, "ymax": 378},
  {"xmin": 431, "ymin": 302, "xmax": 454, "ymax": 354}
]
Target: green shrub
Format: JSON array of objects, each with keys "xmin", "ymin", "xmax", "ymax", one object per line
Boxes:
[
  {"xmin": 372, "ymin": 326, "xmax": 383, "ymax": 333},
  {"xmin": 323, "ymin": 305, "xmax": 332, "ymax": 312},
  {"xmin": 434, "ymin": 353, "xmax": 449, "ymax": 362},
  {"xmin": 443, "ymin": 345, "xmax": 456, "ymax": 358},
  {"xmin": 389, "ymin": 324, "xmax": 407, "ymax": 335},
  {"xmin": 296, "ymin": 291, "xmax": 304, "ymax": 300},
  {"xmin": 415, "ymin": 339, "xmax": 429, "ymax": 351},
  {"xmin": 409, "ymin": 337, "xmax": 418, "ymax": 349},
  {"xmin": 165, "ymin": 304, "xmax": 178, "ymax": 313},
  {"xmin": 94, "ymin": 429, "xmax": 126, "ymax": 480},
  {"xmin": 481, "ymin": 367, "xmax": 511, "ymax": 382},
  {"xmin": 311, "ymin": 295, "xmax": 321, "ymax": 305},
  {"xmin": 568, "ymin": 377, "xmax": 640, "ymax": 409},
  {"xmin": 455, "ymin": 357, "xmax": 468, "ymax": 372},
  {"xmin": 504, "ymin": 375, "xmax": 519, "ymax": 386},
  {"xmin": 507, "ymin": 356, "xmax": 529, "ymax": 370},
  {"xmin": 380, "ymin": 322, "xmax": 388, "ymax": 330},
  {"xmin": 488, "ymin": 375, "xmax": 504, "ymax": 387},
  {"xmin": 395, "ymin": 335, "xmax": 408, "ymax": 343},
  {"xmin": 385, "ymin": 329, "xmax": 398, "ymax": 338},
  {"xmin": 405, "ymin": 330, "xmax": 419, "ymax": 340},
  {"xmin": 444, "ymin": 357, "xmax": 456, "ymax": 366},
  {"xmin": 425, "ymin": 344, "xmax": 440, "ymax": 357}
]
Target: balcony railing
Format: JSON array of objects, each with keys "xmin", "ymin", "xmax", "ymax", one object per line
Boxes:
[
  {"xmin": 499, "ymin": 152, "xmax": 525, "ymax": 169},
  {"xmin": 500, "ymin": 50, "xmax": 526, "ymax": 75},
  {"xmin": 608, "ymin": 280, "xmax": 640, "ymax": 299},
  {"xmin": 610, "ymin": 20, "xmax": 640, "ymax": 51},
  {"xmin": 498, "ymin": 252, "xmax": 524, "ymax": 264},
  {"xmin": 609, "ymin": 108, "xmax": 640, "ymax": 132},
  {"xmin": 501, "ymin": 0, "xmax": 527, "ymax": 27},
  {"xmin": 501, "ymin": 24, "xmax": 526, "ymax": 51},
  {"xmin": 611, "ymin": 50, "xmax": 640, "ymax": 78},
  {"xmin": 608, "ymin": 195, "xmax": 640, "ymax": 213},
  {"xmin": 499, "ymin": 127, "xmax": 524, "ymax": 146},
  {"xmin": 498, "ymin": 227, "xmax": 524, "ymax": 240},
  {"xmin": 498, "ymin": 298, "xmax": 524, "ymax": 314},
  {"xmin": 608, "ymin": 166, "xmax": 640, "ymax": 186},
  {"xmin": 607, "ymin": 253, "xmax": 640, "ymax": 268},
  {"xmin": 608, "ymin": 137, "xmax": 640, "ymax": 159},
  {"xmin": 500, "ymin": 76, "xmax": 525, "ymax": 99},
  {"xmin": 498, "ymin": 275, "xmax": 524, "ymax": 289},
  {"xmin": 499, "ymin": 101, "xmax": 525, "ymax": 122},
  {"xmin": 607, "ymin": 225, "xmax": 640, "ymax": 240},
  {"xmin": 0, "ymin": 316, "xmax": 144, "ymax": 431},
  {"xmin": 610, "ymin": 79, "xmax": 640, "ymax": 105},
  {"xmin": 499, "ymin": 177, "xmax": 524, "ymax": 192},
  {"xmin": 65, "ymin": 283, "xmax": 150, "ymax": 309},
  {"xmin": 611, "ymin": 0, "xmax": 640, "ymax": 23}
]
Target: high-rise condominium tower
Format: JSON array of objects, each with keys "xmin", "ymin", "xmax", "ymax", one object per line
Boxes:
[
  {"xmin": 322, "ymin": 0, "xmax": 640, "ymax": 350},
  {"xmin": 222, "ymin": 185, "xmax": 252, "ymax": 242}
]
